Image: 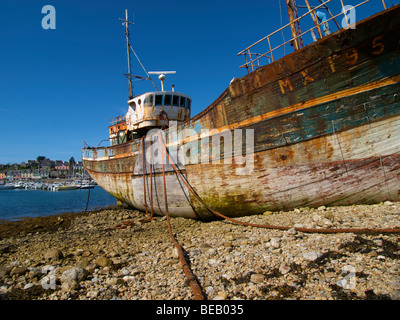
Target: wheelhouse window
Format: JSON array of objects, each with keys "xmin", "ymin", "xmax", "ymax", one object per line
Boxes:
[
  {"xmin": 144, "ymin": 94, "xmax": 153, "ymax": 107},
  {"xmin": 164, "ymin": 94, "xmax": 172, "ymax": 106},
  {"xmin": 179, "ymin": 97, "xmax": 186, "ymax": 108},
  {"xmin": 129, "ymin": 101, "xmax": 136, "ymax": 110},
  {"xmin": 173, "ymin": 95, "xmax": 179, "ymax": 107},
  {"xmin": 155, "ymin": 94, "xmax": 163, "ymax": 106},
  {"xmin": 187, "ymin": 99, "xmax": 191, "ymax": 109}
]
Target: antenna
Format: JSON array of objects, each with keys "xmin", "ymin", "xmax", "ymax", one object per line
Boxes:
[
  {"xmin": 148, "ymin": 71, "xmax": 176, "ymax": 91},
  {"xmin": 119, "ymin": 10, "xmax": 135, "ymax": 99}
]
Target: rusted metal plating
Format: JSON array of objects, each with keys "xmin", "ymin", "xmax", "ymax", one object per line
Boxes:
[{"xmin": 83, "ymin": 4, "xmax": 400, "ymax": 220}]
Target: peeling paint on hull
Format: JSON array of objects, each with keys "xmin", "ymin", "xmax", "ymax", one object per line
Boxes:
[{"xmin": 83, "ymin": 5, "xmax": 400, "ymax": 219}]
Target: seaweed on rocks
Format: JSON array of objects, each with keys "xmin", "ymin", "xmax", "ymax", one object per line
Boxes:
[
  {"xmin": 260, "ymin": 284, "xmax": 296, "ymax": 300},
  {"xmin": 339, "ymin": 235, "xmax": 400, "ymax": 259},
  {"xmin": 329, "ymin": 284, "xmax": 361, "ymax": 300},
  {"xmin": 0, "ymin": 286, "xmax": 55, "ymax": 300},
  {"xmin": 364, "ymin": 289, "xmax": 391, "ymax": 300}
]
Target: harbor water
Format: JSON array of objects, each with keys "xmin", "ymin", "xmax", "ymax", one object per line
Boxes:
[{"xmin": 0, "ymin": 186, "xmax": 116, "ymax": 221}]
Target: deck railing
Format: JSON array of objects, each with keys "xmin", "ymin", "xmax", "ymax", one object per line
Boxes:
[
  {"xmin": 237, "ymin": 0, "xmax": 387, "ymax": 73},
  {"xmin": 109, "ymin": 115, "xmax": 126, "ymax": 126}
]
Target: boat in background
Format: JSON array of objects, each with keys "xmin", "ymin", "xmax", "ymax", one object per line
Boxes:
[
  {"xmin": 79, "ymin": 183, "xmax": 94, "ymax": 189},
  {"xmin": 13, "ymin": 182, "xmax": 25, "ymax": 189},
  {"xmin": 56, "ymin": 181, "xmax": 80, "ymax": 191},
  {"xmin": 57, "ymin": 185, "xmax": 80, "ymax": 191},
  {"xmin": 0, "ymin": 183, "xmax": 14, "ymax": 190},
  {"xmin": 82, "ymin": 1, "xmax": 400, "ymax": 220}
]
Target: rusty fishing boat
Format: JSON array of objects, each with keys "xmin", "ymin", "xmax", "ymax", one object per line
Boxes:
[{"xmin": 82, "ymin": 0, "xmax": 400, "ymax": 220}]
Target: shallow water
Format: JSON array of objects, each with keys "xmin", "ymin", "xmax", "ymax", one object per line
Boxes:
[{"xmin": 0, "ymin": 186, "xmax": 116, "ymax": 220}]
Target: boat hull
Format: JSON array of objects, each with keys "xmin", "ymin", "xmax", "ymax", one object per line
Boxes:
[
  {"xmin": 57, "ymin": 186, "xmax": 80, "ymax": 191},
  {"xmin": 83, "ymin": 5, "xmax": 400, "ymax": 219}
]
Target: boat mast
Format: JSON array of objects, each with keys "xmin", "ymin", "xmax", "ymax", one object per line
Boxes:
[
  {"xmin": 120, "ymin": 10, "xmax": 134, "ymax": 99},
  {"xmin": 285, "ymin": 0, "xmax": 302, "ymax": 50}
]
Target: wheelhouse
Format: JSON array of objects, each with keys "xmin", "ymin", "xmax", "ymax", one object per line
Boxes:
[{"xmin": 109, "ymin": 91, "xmax": 192, "ymax": 145}]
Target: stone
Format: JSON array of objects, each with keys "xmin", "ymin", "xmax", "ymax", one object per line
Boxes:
[
  {"xmin": 10, "ymin": 266, "xmax": 28, "ymax": 276},
  {"xmin": 0, "ymin": 244, "xmax": 12, "ymax": 254},
  {"xmin": 10, "ymin": 261, "xmax": 20, "ymax": 267},
  {"xmin": 279, "ymin": 265, "xmax": 291, "ymax": 275},
  {"xmin": 60, "ymin": 267, "xmax": 89, "ymax": 289},
  {"xmin": 208, "ymin": 259, "xmax": 219, "ymax": 266},
  {"xmin": 95, "ymin": 256, "xmax": 113, "ymax": 267},
  {"xmin": 106, "ymin": 277, "xmax": 124, "ymax": 286},
  {"xmin": 324, "ymin": 211, "xmax": 335, "ymax": 220},
  {"xmin": 23, "ymin": 283, "xmax": 35, "ymax": 290},
  {"xmin": 205, "ymin": 286, "xmax": 214, "ymax": 295},
  {"xmin": 190, "ymin": 249, "xmax": 201, "ymax": 256},
  {"xmin": 28, "ymin": 268, "xmax": 42, "ymax": 279},
  {"xmin": 0, "ymin": 266, "xmax": 13, "ymax": 278},
  {"xmin": 270, "ymin": 238, "xmax": 281, "ymax": 249},
  {"xmin": 303, "ymin": 252, "xmax": 321, "ymax": 261},
  {"xmin": 120, "ymin": 267, "xmax": 131, "ymax": 276},
  {"xmin": 61, "ymin": 281, "xmax": 78, "ymax": 291},
  {"xmin": 214, "ymin": 291, "xmax": 228, "ymax": 300},
  {"xmin": 76, "ymin": 257, "xmax": 91, "ymax": 268},
  {"xmin": 223, "ymin": 241, "xmax": 233, "ymax": 248},
  {"xmin": 200, "ymin": 243, "xmax": 213, "ymax": 252},
  {"xmin": 368, "ymin": 251, "xmax": 378, "ymax": 257},
  {"xmin": 87, "ymin": 291, "xmax": 99, "ymax": 298},
  {"xmin": 172, "ymin": 248, "xmax": 179, "ymax": 259},
  {"xmin": 312, "ymin": 214, "xmax": 322, "ymax": 222},
  {"xmin": 82, "ymin": 250, "xmax": 92, "ymax": 257},
  {"xmin": 44, "ymin": 248, "xmax": 64, "ymax": 260},
  {"xmin": 250, "ymin": 273, "xmax": 265, "ymax": 283}
]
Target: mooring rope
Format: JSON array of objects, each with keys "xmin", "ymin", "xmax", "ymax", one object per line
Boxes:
[
  {"xmin": 159, "ymin": 132, "xmax": 205, "ymax": 300},
  {"xmin": 84, "ymin": 179, "xmax": 91, "ymax": 212},
  {"xmin": 141, "ymin": 136, "xmax": 154, "ymax": 221}
]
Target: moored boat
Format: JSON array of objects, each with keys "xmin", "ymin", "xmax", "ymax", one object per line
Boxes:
[
  {"xmin": 57, "ymin": 184, "xmax": 80, "ymax": 191},
  {"xmin": 0, "ymin": 183, "xmax": 14, "ymax": 190},
  {"xmin": 82, "ymin": 1, "xmax": 400, "ymax": 220}
]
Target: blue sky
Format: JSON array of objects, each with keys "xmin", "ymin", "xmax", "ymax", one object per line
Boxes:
[{"xmin": 0, "ymin": 0, "xmax": 396, "ymax": 164}]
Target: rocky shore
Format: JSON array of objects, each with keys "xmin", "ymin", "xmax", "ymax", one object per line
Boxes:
[{"xmin": 1, "ymin": 202, "xmax": 400, "ymax": 300}]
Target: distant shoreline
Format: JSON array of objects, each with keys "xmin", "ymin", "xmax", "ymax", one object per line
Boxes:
[{"xmin": 0, "ymin": 205, "xmax": 121, "ymax": 239}]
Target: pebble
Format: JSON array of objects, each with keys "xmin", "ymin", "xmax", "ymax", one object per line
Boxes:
[
  {"xmin": 279, "ymin": 265, "xmax": 291, "ymax": 275},
  {"xmin": 172, "ymin": 248, "xmax": 179, "ymax": 259},
  {"xmin": 60, "ymin": 267, "xmax": 89, "ymax": 287},
  {"xmin": 44, "ymin": 249, "xmax": 64, "ymax": 260},
  {"xmin": 23, "ymin": 283, "xmax": 35, "ymax": 290},
  {"xmin": 270, "ymin": 238, "xmax": 281, "ymax": 249},
  {"xmin": 10, "ymin": 266, "xmax": 28, "ymax": 276},
  {"xmin": 213, "ymin": 291, "xmax": 228, "ymax": 300},
  {"xmin": 303, "ymin": 252, "xmax": 321, "ymax": 261},
  {"xmin": 95, "ymin": 256, "xmax": 113, "ymax": 267},
  {"xmin": 0, "ymin": 203, "xmax": 399, "ymax": 300},
  {"xmin": 250, "ymin": 273, "xmax": 265, "ymax": 283}
]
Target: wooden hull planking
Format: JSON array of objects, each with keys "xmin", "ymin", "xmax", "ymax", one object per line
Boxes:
[{"xmin": 83, "ymin": 5, "xmax": 400, "ymax": 219}]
